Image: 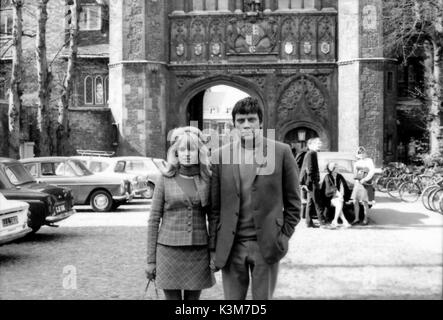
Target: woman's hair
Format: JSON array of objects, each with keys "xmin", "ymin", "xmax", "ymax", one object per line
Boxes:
[
  {"xmin": 356, "ymin": 146, "xmax": 367, "ymax": 158},
  {"xmin": 160, "ymin": 127, "xmax": 211, "ymax": 181}
]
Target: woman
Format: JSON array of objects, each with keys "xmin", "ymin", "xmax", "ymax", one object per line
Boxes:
[
  {"xmin": 321, "ymin": 162, "xmax": 352, "ymax": 229},
  {"xmin": 146, "ymin": 127, "xmax": 216, "ymax": 300},
  {"xmin": 351, "ymin": 147, "xmax": 376, "ymax": 226}
]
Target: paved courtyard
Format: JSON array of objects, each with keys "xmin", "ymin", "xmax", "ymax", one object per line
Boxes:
[{"xmin": 0, "ymin": 193, "xmax": 442, "ymax": 300}]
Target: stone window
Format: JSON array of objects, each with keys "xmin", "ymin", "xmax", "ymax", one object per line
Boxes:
[
  {"xmin": 193, "ymin": 0, "xmax": 205, "ymax": 11},
  {"xmin": 84, "ymin": 76, "xmax": 94, "ymax": 104},
  {"xmin": 79, "ymin": 5, "xmax": 102, "ymax": 31},
  {"xmin": 0, "ymin": 77, "xmax": 8, "ymax": 101},
  {"xmin": 0, "ymin": 9, "xmax": 13, "ymax": 38},
  {"xmin": 95, "ymin": 76, "xmax": 104, "ymax": 104},
  {"xmin": 278, "ymin": 0, "xmax": 317, "ymax": 9},
  {"xmin": 387, "ymin": 71, "xmax": 394, "ymax": 92},
  {"xmin": 83, "ymin": 74, "xmax": 108, "ymax": 106}
]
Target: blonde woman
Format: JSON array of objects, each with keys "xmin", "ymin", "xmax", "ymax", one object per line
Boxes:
[
  {"xmin": 351, "ymin": 147, "xmax": 376, "ymax": 226},
  {"xmin": 146, "ymin": 127, "xmax": 216, "ymax": 300}
]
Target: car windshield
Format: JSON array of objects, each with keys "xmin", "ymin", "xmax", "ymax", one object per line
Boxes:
[
  {"xmin": 67, "ymin": 160, "xmax": 93, "ymax": 176},
  {"xmin": 5, "ymin": 164, "xmax": 36, "ymax": 186},
  {"xmin": 318, "ymin": 159, "xmax": 354, "ymax": 174}
]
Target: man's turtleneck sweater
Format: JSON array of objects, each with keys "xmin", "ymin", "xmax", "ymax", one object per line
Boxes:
[{"xmin": 235, "ymin": 136, "xmax": 262, "ymax": 242}]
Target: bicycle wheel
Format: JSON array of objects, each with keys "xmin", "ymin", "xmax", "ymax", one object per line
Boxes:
[
  {"xmin": 430, "ymin": 188, "xmax": 443, "ymax": 212},
  {"xmin": 399, "ymin": 182, "xmax": 421, "ymax": 203},
  {"xmin": 439, "ymin": 196, "xmax": 443, "ymax": 214},
  {"xmin": 422, "ymin": 186, "xmax": 438, "ymax": 210},
  {"xmin": 386, "ymin": 179, "xmax": 400, "ymax": 199}
]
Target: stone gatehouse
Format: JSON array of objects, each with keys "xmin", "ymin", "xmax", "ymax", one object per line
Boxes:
[{"xmin": 109, "ymin": 0, "xmax": 397, "ymax": 166}]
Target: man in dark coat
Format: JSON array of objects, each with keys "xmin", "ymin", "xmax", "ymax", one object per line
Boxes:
[
  {"xmin": 299, "ymin": 138, "xmax": 326, "ymax": 227},
  {"xmin": 209, "ymin": 97, "xmax": 301, "ymax": 300}
]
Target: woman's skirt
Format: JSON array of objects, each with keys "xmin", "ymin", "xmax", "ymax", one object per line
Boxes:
[
  {"xmin": 156, "ymin": 244, "xmax": 215, "ymax": 291},
  {"xmin": 351, "ymin": 181, "xmax": 375, "ymax": 202}
]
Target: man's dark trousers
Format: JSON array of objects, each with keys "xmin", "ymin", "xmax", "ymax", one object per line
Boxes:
[{"xmin": 305, "ymin": 183, "xmax": 325, "ymax": 226}]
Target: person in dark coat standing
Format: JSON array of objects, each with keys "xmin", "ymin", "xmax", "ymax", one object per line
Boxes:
[
  {"xmin": 209, "ymin": 97, "xmax": 301, "ymax": 300},
  {"xmin": 300, "ymin": 138, "xmax": 326, "ymax": 228}
]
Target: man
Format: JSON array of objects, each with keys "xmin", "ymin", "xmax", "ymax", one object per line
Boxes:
[
  {"xmin": 209, "ymin": 97, "xmax": 301, "ymax": 300},
  {"xmin": 299, "ymin": 137, "xmax": 326, "ymax": 228}
]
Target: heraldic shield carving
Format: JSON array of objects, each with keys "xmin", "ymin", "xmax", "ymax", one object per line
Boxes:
[{"xmin": 227, "ymin": 19, "xmax": 278, "ymax": 55}]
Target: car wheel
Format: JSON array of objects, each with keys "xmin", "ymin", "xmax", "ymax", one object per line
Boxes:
[
  {"xmin": 143, "ymin": 182, "xmax": 155, "ymax": 199},
  {"xmin": 90, "ymin": 190, "xmax": 113, "ymax": 212}
]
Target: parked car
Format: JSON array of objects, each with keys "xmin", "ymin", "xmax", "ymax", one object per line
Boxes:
[
  {"xmin": 73, "ymin": 155, "xmax": 163, "ymax": 199},
  {"xmin": 72, "ymin": 156, "xmax": 151, "ymax": 199},
  {"xmin": 20, "ymin": 157, "xmax": 132, "ymax": 212},
  {"xmin": 0, "ymin": 158, "xmax": 75, "ymax": 233},
  {"xmin": 0, "ymin": 192, "xmax": 32, "ymax": 245}
]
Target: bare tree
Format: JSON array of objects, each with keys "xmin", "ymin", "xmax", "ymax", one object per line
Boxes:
[
  {"xmin": 56, "ymin": 0, "xmax": 80, "ymax": 155},
  {"xmin": 8, "ymin": 0, "xmax": 23, "ymax": 159},
  {"xmin": 35, "ymin": 0, "xmax": 52, "ymax": 156},
  {"xmin": 384, "ymin": 0, "xmax": 443, "ymax": 156}
]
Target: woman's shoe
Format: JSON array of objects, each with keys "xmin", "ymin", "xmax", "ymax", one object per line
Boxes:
[
  {"xmin": 342, "ymin": 222, "xmax": 352, "ymax": 228},
  {"xmin": 362, "ymin": 219, "xmax": 369, "ymax": 226},
  {"xmin": 351, "ymin": 220, "xmax": 360, "ymax": 225}
]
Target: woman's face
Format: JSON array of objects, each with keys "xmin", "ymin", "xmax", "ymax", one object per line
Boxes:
[{"xmin": 177, "ymin": 136, "xmax": 199, "ymax": 166}]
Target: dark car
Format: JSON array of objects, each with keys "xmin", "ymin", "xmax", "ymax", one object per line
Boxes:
[{"xmin": 0, "ymin": 158, "xmax": 76, "ymax": 233}]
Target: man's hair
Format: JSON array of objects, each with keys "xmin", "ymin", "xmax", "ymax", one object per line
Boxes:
[
  {"xmin": 231, "ymin": 97, "xmax": 263, "ymax": 124},
  {"xmin": 307, "ymin": 137, "xmax": 321, "ymax": 146}
]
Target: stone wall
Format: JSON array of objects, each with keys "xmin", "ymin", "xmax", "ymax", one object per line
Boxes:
[{"xmin": 359, "ymin": 62, "xmax": 384, "ymax": 165}]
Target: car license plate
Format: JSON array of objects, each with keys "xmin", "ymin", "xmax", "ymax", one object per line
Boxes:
[
  {"xmin": 55, "ymin": 204, "xmax": 66, "ymax": 214},
  {"xmin": 3, "ymin": 216, "xmax": 19, "ymax": 227}
]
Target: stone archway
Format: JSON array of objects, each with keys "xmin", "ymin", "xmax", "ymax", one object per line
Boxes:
[
  {"xmin": 175, "ymin": 74, "xmax": 268, "ymax": 131},
  {"xmin": 276, "ymin": 74, "xmax": 332, "ymax": 150}
]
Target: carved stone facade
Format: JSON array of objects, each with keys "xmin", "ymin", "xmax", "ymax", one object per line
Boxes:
[
  {"xmin": 169, "ymin": 13, "xmax": 336, "ymax": 63},
  {"xmin": 107, "ymin": 0, "xmax": 395, "ymax": 165}
]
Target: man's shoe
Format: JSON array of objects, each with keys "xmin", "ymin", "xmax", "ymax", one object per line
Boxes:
[{"xmin": 306, "ymin": 223, "xmax": 320, "ymax": 228}]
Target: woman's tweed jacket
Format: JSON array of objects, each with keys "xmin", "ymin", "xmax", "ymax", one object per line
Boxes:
[{"xmin": 147, "ymin": 174, "xmax": 214, "ymax": 264}]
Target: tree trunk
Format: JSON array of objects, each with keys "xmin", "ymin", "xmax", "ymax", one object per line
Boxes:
[
  {"xmin": 36, "ymin": 0, "xmax": 52, "ymax": 156},
  {"xmin": 56, "ymin": 0, "xmax": 80, "ymax": 156},
  {"xmin": 8, "ymin": 0, "xmax": 23, "ymax": 159},
  {"xmin": 423, "ymin": 38, "xmax": 442, "ymax": 156}
]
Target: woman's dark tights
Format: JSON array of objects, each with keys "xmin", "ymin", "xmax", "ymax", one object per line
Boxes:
[{"xmin": 163, "ymin": 290, "xmax": 202, "ymax": 300}]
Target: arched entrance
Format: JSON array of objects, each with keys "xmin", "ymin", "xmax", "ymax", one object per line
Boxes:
[
  {"xmin": 177, "ymin": 75, "xmax": 267, "ymax": 134},
  {"xmin": 187, "ymin": 85, "xmax": 250, "ymax": 135}
]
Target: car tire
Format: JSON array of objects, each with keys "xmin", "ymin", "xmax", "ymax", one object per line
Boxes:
[
  {"xmin": 90, "ymin": 190, "xmax": 113, "ymax": 212},
  {"xmin": 143, "ymin": 182, "xmax": 155, "ymax": 199}
]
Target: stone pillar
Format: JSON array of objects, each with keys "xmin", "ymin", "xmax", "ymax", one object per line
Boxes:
[
  {"xmin": 338, "ymin": 0, "xmax": 389, "ymax": 166},
  {"xmin": 278, "ymin": 0, "xmax": 290, "ymax": 10},
  {"xmin": 109, "ymin": 0, "xmax": 167, "ymax": 158},
  {"xmin": 235, "ymin": 0, "xmax": 242, "ymax": 13},
  {"xmin": 172, "ymin": 0, "xmax": 185, "ymax": 14},
  {"xmin": 264, "ymin": 0, "xmax": 272, "ymax": 12},
  {"xmin": 218, "ymin": 0, "xmax": 229, "ymax": 11},
  {"xmin": 290, "ymin": 0, "xmax": 302, "ymax": 9},
  {"xmin": 206, "ymin": 0, "xmax": 216, "ymax": 11}
]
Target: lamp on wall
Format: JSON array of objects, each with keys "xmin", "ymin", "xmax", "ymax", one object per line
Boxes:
[{"xmin": 297, "ymin": 128, "xmax": 307, "ymax": 142}]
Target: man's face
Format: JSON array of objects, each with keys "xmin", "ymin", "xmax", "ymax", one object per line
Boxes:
[{"xmin": 234, "ymin": 113, "xmax": 261, "ymax": 141}]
